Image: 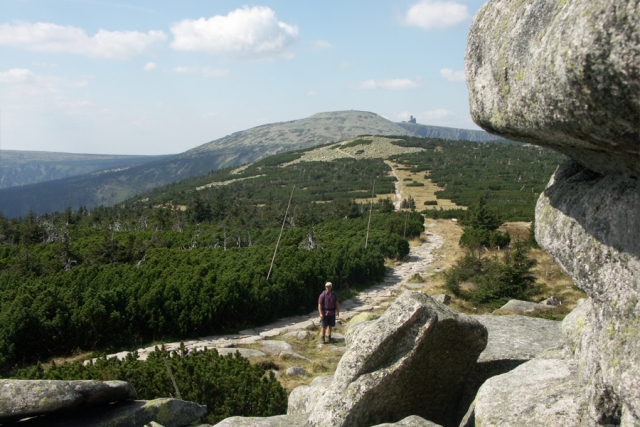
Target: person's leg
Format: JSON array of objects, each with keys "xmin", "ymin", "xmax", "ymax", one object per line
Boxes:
[
  {"xmin": 327, "ymin": 325, "xmax": 332, "ymax": 341},
  {"xmin": 321, "ymin": 326, "xmax": 326, "ymax": 343}
]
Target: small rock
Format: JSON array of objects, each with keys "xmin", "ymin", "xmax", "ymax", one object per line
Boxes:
[
  {"xmin": 283, "ymin": 331, "xmax": 310, "ymax": 341},
  {"xmin": 541, "ymin": 296, "xmax": 561, "ymax": 306},
  {"xmin": 262, "ymin": 340, "xmax": 294, "ymax": 355},
  {"xmin": 285, "ymin": 367, "xmax": 308, "ymax": 376},
  {"xmin": 353, "ymin": 305, "xmax": 374, "ymax": 312},
  {"xmin": 372, "ymin": 415, "xmax": 442, "ymax": 426},
  {"xmin": 497, "ymin": 299, "xmax": 553, "ymax": 313},
  {"xmin": 431, "ymin": 294, "xmax": 451, "ymax": 305},
  {"xmin": 347, "ymin": 312, "xmax": 380, "ymax": 328}
]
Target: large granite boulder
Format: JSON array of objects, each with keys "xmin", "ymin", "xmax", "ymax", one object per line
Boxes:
[
  {"xmin": 465, "ymin": 0, "xmax": 640, "ymax": 177},
  {"xmin": 457, "ymin": 315, "xmax": 563, "ymax": 423},
  {"xmin": 536, "ymin": 161, "xmax": 640, "ymax": 424},
  {"xmin": 306, "ymin": 291, "xmax": 487, "ymax": 427},
  {"xmin": 0, "ymin": 380, "xmax": 136, "ymax": 421},
  {"xmin": 16, "ymin": 398, "xmax": 207, "ymax": 427},
  {"xmin": 473, "ymin": 358, "xmax": 588, "ymax": 427}
]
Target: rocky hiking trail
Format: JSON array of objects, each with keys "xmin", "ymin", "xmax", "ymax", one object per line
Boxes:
[{"xmin": 96, "ymin": 226, "xmax": 444, "ymax": 364}]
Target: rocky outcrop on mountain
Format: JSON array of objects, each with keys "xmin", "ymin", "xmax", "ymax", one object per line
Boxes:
[
  {"xmin": 0, "ymin": 380, "xmax": 136, "ymax": 421},
  {"xmin": 0, "ymin": 380, "xmax": 206, "ymax": 427},
  {"xmin": 305, "ymin": 291, "xmax": 487, "ymax": 427},
  {"xmin": 466, "ymin": 0, "xmax": 640, "ymax": 177},
  {"xmin": 372, "ymin": 415, "xmax": 442, "ymax": 427},
  {"xmin": 466, "ymin": 0, "xmax": 640, "ymax": 423},
  {"xmin": 213, "ymin": 414, "xmax": 307, "ymax": 427}
]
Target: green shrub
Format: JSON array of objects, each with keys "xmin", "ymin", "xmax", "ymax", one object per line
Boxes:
[{"xmin": 14, "ymin": 344, "xmax": 287, "ymax": 424}]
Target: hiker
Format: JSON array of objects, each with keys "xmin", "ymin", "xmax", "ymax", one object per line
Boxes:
[{"xmin": 318, "ymin": 282, "xmax": 340, "ymax": 344}]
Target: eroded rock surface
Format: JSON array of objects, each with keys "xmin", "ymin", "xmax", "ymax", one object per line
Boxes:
[
  {"xmin": 306, "ymin": 291, "xmax": 487, "ymax": 427},
  {"xmin": 536, "ymin": 161, "xmax": 640, "ymax": 424},
  {"xmin": 288, "ymin": 376, "xmax": 333, "ymax": 416},
  {"xmin": 466, "ymin": 0, "xmax": 640, "ymax": 177},
  {"xmin": 0, "ymin": 380, "xmax": 136, "ymax": 421},
  {"xmin": 372, "ymin": 415, "xmax": 442, "ymax": 427},
  {"xmin": 213, "ymin": 414, "xmax": 307, "ymax": 427}
]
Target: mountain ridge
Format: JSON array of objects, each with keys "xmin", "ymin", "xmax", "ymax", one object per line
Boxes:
[{"xmin": 0, "ymin": 111, "xmax": 502, "ymax": 218}]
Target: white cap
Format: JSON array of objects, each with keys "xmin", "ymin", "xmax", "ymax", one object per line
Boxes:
[{"xmin": 325, "ymin": 282, "xmax": 332, "ymax": 287}]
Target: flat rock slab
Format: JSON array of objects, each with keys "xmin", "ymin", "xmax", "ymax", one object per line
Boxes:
[
  {"xmin": 473, "ymin": 314, "xmax": 563, "ymax": 363},
  {"xmin": 473, "ymin": 358, "xmax": 586, "ymax": 427},
  {"xmin": 457, "ymin": 315, "xmax": 564, "ymax": 423},
  {"xmin": 262, "ymin": 340, "xmax": 294, "ymax": 355},
  {"xmin": 497, "ymin": 299, "xmax": 553, "ymax": 313},
  {"xmin": 0, "ymin": 380, "xmax": 136, "ymax": 421},
  {"xmin": 372, "ymin": 415, "xmax": 442, "ymax": 427},
  {"xmin": 17, "ymin": 398, "xmax": 207, "ymax": 427},
  {"xmin": 213, "ymin": 414, "xmax": 307, "ymax": 427},
  {"xmin": 214, "ymin": 348, "xmax": 267, "ymax": 358}
]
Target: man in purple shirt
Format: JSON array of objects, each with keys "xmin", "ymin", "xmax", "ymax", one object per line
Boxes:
[{"xmin": 318, "ymin": 282, "xmax": 340, "ymax": 344}]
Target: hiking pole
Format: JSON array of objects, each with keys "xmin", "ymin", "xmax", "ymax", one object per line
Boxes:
[
  {"xmin": 365, "ymin": 179, "xmax": 375, "ymax": 249},
  {"xmin": 267, "ymin": 185, "xmax": 295, "ymax": 281}
]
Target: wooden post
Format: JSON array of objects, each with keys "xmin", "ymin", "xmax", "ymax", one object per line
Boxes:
[{"xmin": 365, "ymin": 180, "xmax": 375, "ymax": 249}]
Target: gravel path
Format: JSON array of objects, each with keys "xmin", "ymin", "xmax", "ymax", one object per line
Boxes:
[{"xmin": 92, "ymin": 162, "xmax": 443, "ymax": 364}]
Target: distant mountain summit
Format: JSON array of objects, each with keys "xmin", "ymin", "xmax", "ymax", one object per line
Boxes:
[
  {"xmin": 396, "ymin": 122, "xmax": 503, "ymax": 142},
  {"xmin": 180, "ymin": 110, "xmax": 413, "ymax": 167},
  {"xmin": 0, "ymin": 110, "xmax": 498, "ymax": 217}
]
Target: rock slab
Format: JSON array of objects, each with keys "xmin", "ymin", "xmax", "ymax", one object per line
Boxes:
[
  {"xmin": 372, "ymin": 415, "xmax": 442, "ymax": 427},
  {"xmin": 473, "ymin": 358, "xmax": 588, "ymax": 427},
  {"xmin": 457, "ymin": 314, "xmax": 563, "ymax": 422},
  {"xmin": 465, "ymin": 0, "xmax": 640, "ymax": 177},
  {"xmin": 213, "ymin": 414, "xmax": 307, "ymax": 427},
  {"xmin": 0, "ymin": 380, "xmax": 136, "ymax": 421},
  {"xmin": 306, "ymin": 291, "xmax": 487, "ymax": 427},
  {"xmin": 17, "ymin": 398, "xmax": 207, "ymax": 427}
]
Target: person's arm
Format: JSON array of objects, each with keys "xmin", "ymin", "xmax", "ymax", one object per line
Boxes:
[
  {"xmin": 318, "ymin": 303, "xmax": 323, "ymax": 318},
  {"xmin": 336, "ymin": 300, "xmax": 340, "ymax": 318}
]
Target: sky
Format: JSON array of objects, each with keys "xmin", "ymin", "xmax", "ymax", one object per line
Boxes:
[{"xmin": 0, "ymin": 0, "xmax": 489, "ymax": 155}]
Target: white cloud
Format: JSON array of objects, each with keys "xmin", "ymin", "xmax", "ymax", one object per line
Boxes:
[
  {"xmin": 144, "ymin": 61, "xmax": 157, "ymax": 71},
  {"xmin": 306, "ymin": 90, "xmax": 318, "ymax": 96},
  {"xmin": 312, "ymin": 40, "xmax": 331, "ymax": 50},
  {"xmin": 170, "ymin": 6, "xmax": 299, "ymax": 60},
  {"xmin": 172, "ymin": 66, "xmax": 229, "ymax": 77},
  {"xmin": 356, "ymin": 78, "xmax": 421, "ymax": 90},
  {"xmin": 203, "ymin": 111, "xmax": 219, "ymax": 118},
  {"xmin": 0, "ymin": 21, "xmax": 167, "ymax": 59},
  {"xmin": 440, "ymin": 67, "xmax": 466, "ymax": 82},
  {"xmin": 403, "ymin": 0, "xmax": 470, "ymax": 30},
  {"xmin": 0, "ymin": 68, "xmax": 34, "ymax": 83}
]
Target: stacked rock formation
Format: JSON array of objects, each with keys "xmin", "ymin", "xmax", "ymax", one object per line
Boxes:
[{"xmin": 466, "ymin": 0, "xmax": 639, "ymax": 424}]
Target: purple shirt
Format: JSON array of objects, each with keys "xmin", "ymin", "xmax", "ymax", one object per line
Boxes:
[{"xmin": 319, "ymin": 291, "xmax": 338, "ymax": 317}]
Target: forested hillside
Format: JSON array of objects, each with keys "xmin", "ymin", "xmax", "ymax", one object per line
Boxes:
[{"xmin": 0, "ymin": 135, "xmax": 566, "ymax": 371}]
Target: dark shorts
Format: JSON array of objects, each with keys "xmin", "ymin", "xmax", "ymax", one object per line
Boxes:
[{"xmin": 322, "ymin": 315, "xmax": 336, "ymax": 328}]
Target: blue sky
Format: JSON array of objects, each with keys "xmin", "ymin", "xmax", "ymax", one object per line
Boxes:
[{"xmin": 0, "ymin": 0, "xmax": 488, "ymax": 155}]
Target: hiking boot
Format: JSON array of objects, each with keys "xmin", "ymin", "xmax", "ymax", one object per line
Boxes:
[
  {"xmin": 322, "ymin": 336, "xmax": 326, "ymax": 344},
  {"xmin": 328, "ymin": 336, "xmax": 334, "ymax": 343}
]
